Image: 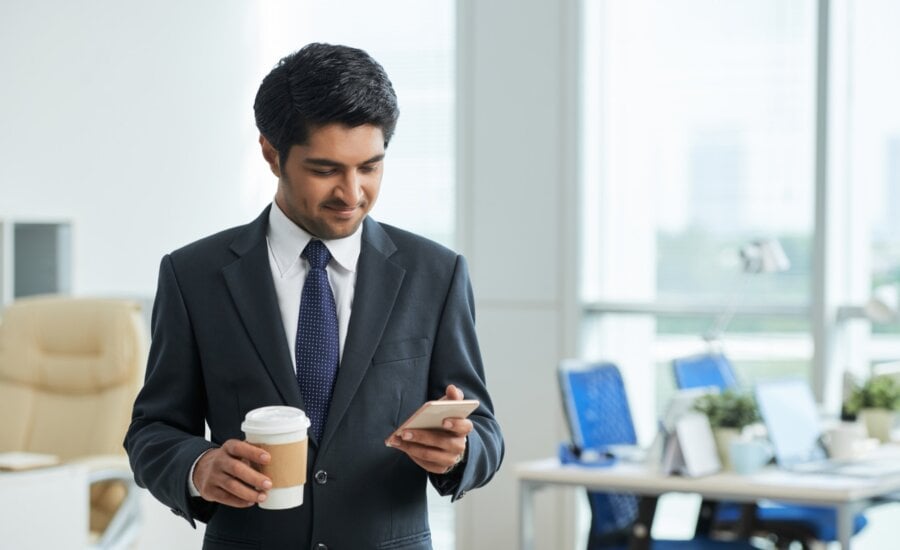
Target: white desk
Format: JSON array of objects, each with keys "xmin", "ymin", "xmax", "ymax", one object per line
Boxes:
[
  {"xmin": 0, "ymin": 464, "xmax": 89, "ymax": 549},
  {"xmin": 517, "ymin": 457, "xmax": 900, "ymax": 549}
]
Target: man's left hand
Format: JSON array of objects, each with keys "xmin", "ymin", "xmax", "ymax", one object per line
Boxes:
[{"xmin": 387, "ymin": 384, "xmax": 472, "ymax": 474}]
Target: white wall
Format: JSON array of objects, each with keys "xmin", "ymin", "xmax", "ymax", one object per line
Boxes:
[
  {"xmin": 1, "ymin": 2, "xmax": 265, "ymax": 548},
  {"xmin": 0, "ymin": 0, "xmax": 267, "ymax": 299}
]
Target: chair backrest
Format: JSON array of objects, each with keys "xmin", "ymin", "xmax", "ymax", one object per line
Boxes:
[
  {"xmin": 0, "ymin": 296, "xmax": 147, "ymax": 460},
  {"xmin": 558, "ymin": 360, "xmax": 639, "ymax": 540},
  {"xmin": 560, "ymin": 360, "xmax": 638, "ymax": 449},
  {"xmin": 672, "ymin": 352, "xmax": 739, "ymax": 391}
]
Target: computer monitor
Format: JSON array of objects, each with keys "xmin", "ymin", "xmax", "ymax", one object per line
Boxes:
[{"xmin": 755, "ymin": 379, "xmax": 827, "ymax": 468}]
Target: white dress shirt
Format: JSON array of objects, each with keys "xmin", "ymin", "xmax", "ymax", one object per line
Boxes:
[
  {"xmin": 266, "ymin": 200, "xmax": 362, "ymax": 369},
  {"xmin": 188, "ymin": 202, "xmax": 363, "ymax": 496}
]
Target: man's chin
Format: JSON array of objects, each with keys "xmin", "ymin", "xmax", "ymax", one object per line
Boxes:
[{"xmin": 317, "ymin": 218, "xmax": 365, "ymax": 240}]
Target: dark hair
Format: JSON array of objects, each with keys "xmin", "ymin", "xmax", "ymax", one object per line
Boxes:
[{"xmin": 253, "ymin": 43, "xmax": 400, "ymax": 164}]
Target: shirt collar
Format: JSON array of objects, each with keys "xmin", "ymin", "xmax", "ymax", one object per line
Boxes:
[{"xmin": 267, "ymin": 201, "xmax": 363, "ymax": 275}]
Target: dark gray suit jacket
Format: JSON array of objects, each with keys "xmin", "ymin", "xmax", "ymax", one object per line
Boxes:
[{"xmin": 124, "ymin": 207, "xmax": 504, "ymax": 549}]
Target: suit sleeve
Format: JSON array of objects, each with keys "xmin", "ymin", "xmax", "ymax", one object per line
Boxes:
[
  {"xmin": 427, "ymin": 255, "xmax": 504, "ymax": 500},
  {"xmin": 123, "ymin": 254, "xmax": 218, "ymax": 526}
]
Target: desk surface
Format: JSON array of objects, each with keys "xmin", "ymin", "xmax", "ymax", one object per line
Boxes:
[
  {"xmin": 516, "ymin": 455, "xmax": 900, "ymax": 506},
  {"xmin": 517, "ymin": 446, "xmax": 900, "ymax": 549}
]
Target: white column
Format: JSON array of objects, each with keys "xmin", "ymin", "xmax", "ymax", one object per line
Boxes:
[{"xmin": 455, "ymin": 0, "xmax": 581, "ymax": 548}]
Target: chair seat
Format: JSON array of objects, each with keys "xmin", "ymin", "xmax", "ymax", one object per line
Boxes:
[{"xmin": 714, "ymin": 501, "xmax": 868, "ymax": 541}]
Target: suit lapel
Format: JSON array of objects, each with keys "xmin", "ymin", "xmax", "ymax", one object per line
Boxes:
[
  {"xmin": 319, "ymin": 218, "xmax": 405, "ymax": 450},
  {"xmin": 222, "ymin": 207, "xmax": 304, "ymax": 413}
]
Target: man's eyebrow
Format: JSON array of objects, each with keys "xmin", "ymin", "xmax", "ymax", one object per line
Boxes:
[{"xmin": 304, "ymin": 154, "xmax": 385, "ymax": 167}]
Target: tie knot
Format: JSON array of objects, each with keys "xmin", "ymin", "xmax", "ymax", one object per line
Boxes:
[{"xmin": 302, "ymin": 240, "xmax": 332, "ymax": 270}]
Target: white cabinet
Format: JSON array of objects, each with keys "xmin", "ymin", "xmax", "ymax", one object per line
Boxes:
[{"xmin": 0, "ymin": 464, "xmax": 89, "ymax": 549}]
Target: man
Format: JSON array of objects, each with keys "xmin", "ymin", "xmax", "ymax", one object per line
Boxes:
[{"xmin": 125, "ymin": 43, "xmax": 503, "ymax": 549}]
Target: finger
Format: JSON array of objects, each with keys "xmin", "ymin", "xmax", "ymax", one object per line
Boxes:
[
  {"xmin": 392, "ymin": 432, "xmax": 466, "ymax": 461},
  {"xmin": 196, "ymin": 448, "xmax": 271, "ymax": 503},
  {"xmin": 403, "ymin": 441, "xmax": 464, "ymax": 473},
  {"xmin": 223, "ymin": 455, "xmax": 273, "ymax": 491},
  {"xmin": 217, "ymin": 474, "xmax": 268, "ymax": 504},
  {"xmin": 223, "ymin": 439, "xmax": 271, "ymax": 465},
  {"xmin": 440, "ymin": 418, "xmax": 474, "ymax": 435},
  {"xmin": 399, "ymin": 443, "xmax": 461, "ymax": 467},
  {"xmin": 207, "ymin": 485, "xmax": 258, "ymax": 508},
  {"xmin": 398, "ymin": 428, "xmax": 468, "ymax": 450},
  {"xmin": 388, "ymin": 436, "xmax": 464, "ymax": 474}
]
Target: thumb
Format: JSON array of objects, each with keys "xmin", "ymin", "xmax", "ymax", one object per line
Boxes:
[{"xmin": 444, "ymin": 384, "xmax": 465, "ymax": 401}]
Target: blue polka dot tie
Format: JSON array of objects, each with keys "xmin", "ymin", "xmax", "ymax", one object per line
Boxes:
[{"xmin": 296, "ymin": 240, "xmax": 339, "ymax": 442}]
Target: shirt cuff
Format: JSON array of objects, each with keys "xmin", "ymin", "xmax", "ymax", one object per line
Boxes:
[{"xmin": 187, "ymin": 449, "xmax": 213, "ymax": 498}]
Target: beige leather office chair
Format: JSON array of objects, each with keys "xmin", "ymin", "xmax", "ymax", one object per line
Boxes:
[{"xmin": 0, "ymin": 295, "xmax": 147, "ymax": 549}]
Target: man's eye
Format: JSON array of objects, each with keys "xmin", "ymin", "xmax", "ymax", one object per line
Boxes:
[
  {"xmin": 311, "ymin": 169, "xmax": 336, "ymax": 176},
  {"xmin": 360, "ymin": 164, "xmax": 379, "ymax": 174}
]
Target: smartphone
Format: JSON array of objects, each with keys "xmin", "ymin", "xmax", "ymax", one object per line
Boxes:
[{"xmin": 385, "ymin": 399, "xmax": 480, "ymax": 444}]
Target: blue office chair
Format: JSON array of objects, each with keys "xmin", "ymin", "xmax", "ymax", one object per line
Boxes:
[
  {"xmin": 559, "ymin": 360, "xmax": 759, "ymax": 549},
  {"xmin": 672, "ymin": 353, "xmax": 739, "ymax": 391},
  {"xmin": 671, "ymin": 352, "xmax": 868, "ymax": 548}
]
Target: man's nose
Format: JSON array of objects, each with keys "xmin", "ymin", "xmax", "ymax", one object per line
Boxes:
[{"xmin": 337, "ymin": 171, "xmax": 363, "ymax": 204}]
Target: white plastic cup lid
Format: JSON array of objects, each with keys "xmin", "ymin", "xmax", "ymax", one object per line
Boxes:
[{"xmin": 241, "ymin": 406, "xmax": 310, "ymax": 436}]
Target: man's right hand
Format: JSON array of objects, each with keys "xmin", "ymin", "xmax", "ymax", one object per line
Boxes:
[{"xmin": 193, "ymin": 439, "xmax": 273, "ymax": 507}]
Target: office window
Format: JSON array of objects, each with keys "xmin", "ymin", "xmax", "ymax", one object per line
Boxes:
[
  {"xmin": 842, "ymin": 0, "xmax": 900, "ymax": 362},
  {"xmin": 581, "ymin": 0, "xmax": 816, "ymax": 434}
]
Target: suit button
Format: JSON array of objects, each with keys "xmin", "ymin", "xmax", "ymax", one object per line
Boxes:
[
  {"xmin": 314, "ymin": 544, "xmax": 328, "ymax": 550},
  {"xmin": 314, "ymin": 470, "xmax": 328, "ymax": 484}
]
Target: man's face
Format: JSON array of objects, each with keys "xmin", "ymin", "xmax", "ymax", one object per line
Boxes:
[{"xmin": 263, "ymin": 123, "xmax": 385, "ymax": 240}]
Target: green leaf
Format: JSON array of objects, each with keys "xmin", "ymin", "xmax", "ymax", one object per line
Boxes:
[
  {"xmin": 692, "ymin": 390, "xmax": 760, "ymax": 429},
  {"xmin": 844, "ymin": 376, "xmax": 900, "ymax": 417}
]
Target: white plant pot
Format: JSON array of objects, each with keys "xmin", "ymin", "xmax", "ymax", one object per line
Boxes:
[
  {"xmin": 713, "ymin": 428, "xmax": 741, "ymax": 471},
  {"xmin": 859, "ymin": 408, "xmax": 896, "ymax": 443}
]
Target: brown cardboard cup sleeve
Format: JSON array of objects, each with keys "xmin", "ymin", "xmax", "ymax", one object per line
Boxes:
[{"xmin": 255, "ymin": 440, "xmax": 307, "ymax": 487}]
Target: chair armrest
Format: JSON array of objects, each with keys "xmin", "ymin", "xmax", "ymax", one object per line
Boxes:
[{"xmin": 68, "ymin": 455, "xmax": 141, "ymax": 550}]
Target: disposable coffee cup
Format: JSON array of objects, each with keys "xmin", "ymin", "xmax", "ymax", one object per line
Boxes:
[
  {"xmin": 241, "ymin": 406, "xmax": 310, "ymax": 509},
  {"xmin": 825, "ymin": 422, "xmax": 866, "ymax": 460},
  {"xmin": 729, "ymin": 438, "xmax": 771, "ymax": 475}
]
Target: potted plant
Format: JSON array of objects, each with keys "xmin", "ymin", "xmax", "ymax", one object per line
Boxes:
[
  {"xmin": 693, "ymin": 390, "xmax": 760, "ymax": 470},
  {"xmin": 843, "ymin": 376, "xmax": 900, "ymax": 442}
]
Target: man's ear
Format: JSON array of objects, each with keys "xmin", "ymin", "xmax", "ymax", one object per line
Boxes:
[{"xmin": 259, "ymin": 135, "xmax": 282, "ymax": 178}]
